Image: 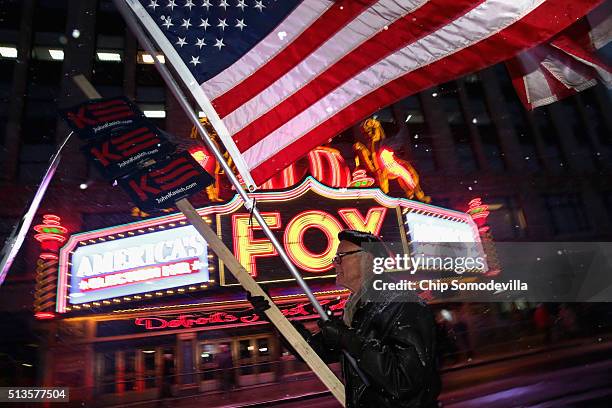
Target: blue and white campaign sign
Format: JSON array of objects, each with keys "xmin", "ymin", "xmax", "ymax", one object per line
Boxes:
[{"xmin": 69, "ymin": 225, "xmax": 209, "ymax": 304}]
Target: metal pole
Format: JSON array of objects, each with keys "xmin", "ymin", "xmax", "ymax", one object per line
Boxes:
[
  {"xmin": 0, "ymin": 131, "xmax": 73, "ymax": 285},
  {"xmin": 113, "ymin": 0, "xmax": 329, "ymax": 321}
]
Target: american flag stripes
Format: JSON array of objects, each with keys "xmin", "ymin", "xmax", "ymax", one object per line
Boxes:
[
  {"xmin": 506, "ymin": 1, "xmax": 611, "ymax": 110},
  {"xmin": 124, "ymin": 0, "xmax": 603, "ymax": 187}
]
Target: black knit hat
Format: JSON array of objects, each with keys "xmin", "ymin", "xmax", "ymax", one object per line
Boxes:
[{"xmin": 337, "ymin": 230, "xmax": 389, "ymax": 259}]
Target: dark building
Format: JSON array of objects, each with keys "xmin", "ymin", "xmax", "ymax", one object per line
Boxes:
[{"xmin": 0, "ymin": 0, "xmax": 611, "ymax": 405}]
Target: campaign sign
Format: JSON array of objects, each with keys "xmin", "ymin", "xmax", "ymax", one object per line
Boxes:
[
  {"xmin": 69, "ymin": 225, "xmax": 210, "ymax": 304},
  {"xmin": 82, "ymin": 123, "xmax": 176, "ymax": 180},
  {"xmin": 118, "ymin": 151, "xmax": 214, "ymax": 210},
  {"xmin": 60, "ymin": 97, "xmax": 147, "ymax": 140}
]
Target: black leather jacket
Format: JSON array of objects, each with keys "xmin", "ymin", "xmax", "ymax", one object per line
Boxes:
[{"xmin": 305, "ymin": 299, "xmax": 440, "ymax": 408}]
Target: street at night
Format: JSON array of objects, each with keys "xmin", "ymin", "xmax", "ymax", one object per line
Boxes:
[{"xmin": 1, "ymin": 0, "xmax": 611, "ymax": 407}]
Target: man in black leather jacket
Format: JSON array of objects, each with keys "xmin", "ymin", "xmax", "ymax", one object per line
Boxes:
[{"xmin": 249, "ymin": 230, "xmax": 440, "ymax": 408}]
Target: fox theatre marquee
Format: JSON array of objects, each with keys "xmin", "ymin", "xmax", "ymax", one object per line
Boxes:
[{"xmin": 53, "ymin": 177, "xmax": 485, "ymax": 314}]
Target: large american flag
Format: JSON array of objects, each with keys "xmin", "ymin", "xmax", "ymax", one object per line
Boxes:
[{"xmin": 124, "ymin": 0, "xmax": 603, "ymax": 188}]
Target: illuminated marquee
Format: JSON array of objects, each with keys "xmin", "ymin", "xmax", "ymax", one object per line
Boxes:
[
  {"xmin": 66, "ymin": 225, "xmax": 210, "ymax": 305},
  {"xmin": 56, "ymin": 177, "xmax": 481, "ymax": 313}
]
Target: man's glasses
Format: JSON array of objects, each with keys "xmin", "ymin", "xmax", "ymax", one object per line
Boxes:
[{"xmin": 332, "ymin": 249, "xmax": 364, "ymax": 265}]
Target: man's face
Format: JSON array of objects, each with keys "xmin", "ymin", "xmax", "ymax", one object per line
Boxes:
[{"xmin": 334, "ymin": 240, "xmax": 366, "ymax": 293}]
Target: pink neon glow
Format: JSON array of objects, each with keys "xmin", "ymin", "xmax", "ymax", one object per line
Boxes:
[
  {"xmin": 307, "ymin": 148, "xmax": 350, "ymax": 188},
  {"xmin": 467, "ymin": 197, "xmax": 490, "ymax": 227},
  {"xmin": 34, "ymin": 233, "xmax": 67, "ymax": 244},
  {"xmin": 377, "ymin": 147, "xmax": 417, "ymax": 189},
  {"xmin": 78, "ymin": 258, "xmax": 202, "ymax": 292},
  {"xmin": 39, "ymin": 253, "xmax": 59, "ymax": 261}
]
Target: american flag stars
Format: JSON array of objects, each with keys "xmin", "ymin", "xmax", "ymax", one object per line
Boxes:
[
  {"xmin": 235, "ymin": 19, "xmax": 246, "ymax": 30},
  {"xmin": 139, "ymin": 0, "xmax": 299, "ymax": 81},
  {"xmin": 181, "ymin": 18, "xmax": 192, "ymax": 29},
  {"xmin": 195, "ymin": 38, "xmax": 206, "ymax": 48},
  {"xmin": 199, "ymin": 18, "xmax": 210, "ymax": 29},
  {"xmin": 214, "ymin": 38, "xmax": 225, "ymax": 50}
]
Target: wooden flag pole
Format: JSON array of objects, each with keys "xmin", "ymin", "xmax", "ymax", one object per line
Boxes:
[
  {"xmin": 174, "ymin": 199, "xmax": 346, "ymax": 404},
  {"xmin": 73, "ymin": 76, "xmax": 346, "ymax": 406}
]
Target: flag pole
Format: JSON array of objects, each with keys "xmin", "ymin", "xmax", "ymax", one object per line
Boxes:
[
  {"xmin": 0, "ymin": 130, "xmax": 73, "ymax": 286},
  {"xmin": 112, "ymin": 0, "xmax": 331, "ymax": 321}
]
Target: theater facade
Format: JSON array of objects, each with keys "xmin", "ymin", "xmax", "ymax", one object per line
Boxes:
[{"xmin": 32, "ymin": 148, "xmax": 490, "ymax": 405}]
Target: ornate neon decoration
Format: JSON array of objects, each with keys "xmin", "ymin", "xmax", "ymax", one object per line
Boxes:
[
  {"xmin": 232, "ymin": 212, "xmax": 281, "ymax": 277},
  {"xmin": 307, "ymin": 147, "xmax": 351, "ymax": 188},
  {"xmin": 378, "ymin": 147, "xmax": 417, "ymax": 189},
  {"xmin": 55, "ymin": 177, "xmax": 478, "ymax": 313},
  {"xmin": 354, "ymin": 118, "xmax": 430, "ymax": 202},
  {"xmin": 467, "ymin": 197, "xmax": 490, "ymax": 230},
  {"xmin": 350, "ymin": 169, "xmax": 375, "ymax": 188},
  {"xmin": 33, "ymin": 214, "xmax": 68, "ymax": 316},
  {"xmin": 337, "ymin": 207, "xmax": 387, "ymax": 236},
  {"xmin": 283, "ymin": 210, "xmax": 344, "ymax": 273},
  {"xmin": 258, "ymin": 163, "xmax": 298, "ymax": 190}
]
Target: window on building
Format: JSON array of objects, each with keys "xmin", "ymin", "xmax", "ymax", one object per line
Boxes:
[
  {"xmin": 0, "ymin": 58, "xmax": 14, "ymax": 150},
  {"xmin": 17, "ymin": 1, "xmax": 68, "ymax": 179},
  {"xmin": 92, "ymin": 33, "xmax": 124, "ymax": 96},
  {"xmin": 93, "ymin": 0, "xmax": 126, "ymax": 96},
  {"xmin": 409, "ymin": 124, "xmax": 436, "ymax": 173},
  {"xmin": 123, "ymin": 351, "xmax": 137, "ymax": 392},
  {"xmin": 486, "ymin": 196, "xmax": 528, "ymax": 240},
  {"xmin": 439, "ymin": 81, "xmax": 477, "ymax": 173},
  {"xmin": 97, "ymin": 1, "xmax": 126, "ymax": 36},
  {"xmin": 0, "ymin": 0, "xmax": 22, "ymax": 31},
  {"xmin": 558, "ymin": 98, "xmax": 596, "ymax": 171},
  {"xmin": 464, "ymin": 75, "xmax": 505, "ymax": 171},
  {"xmin": 533, "ymin": 109, "xmax": 564, "ymax": 172},
  {"xmin": 543, "ymin": 193, "xmax": 590, "ymax": 235},
  {"xmin": 478, "ymin": 124, "xmax": 505, "ymax": 171},
  {"xmin": 395, "ymin": 96, "xmax": 435, "ymax": 172},
  {"xmin": 142, "ymin": 350, "xmax": 157, "ymax": 389},
  {"xmin": 580, "ymin": 87, "xmax": 612, "ymax": 160},
  {"xmin": 238, "ymin": 339, "xmax": 253, "ymax": 375},
  {"xmin": 503, "ymin": 92, "xmax": 542, "ymax": 172},
  {"xmin": 33, "ymin": 0, "xmax": 68, "ymax": 33},
  {"xmin": 492, "ymin": 63, "xmax": 545, "ymax": 172},
  {"xmin": 99, "ymin": 352, "xmax": 117, "ymax": 394},
  {"xmin": 1, "ymin": 34, "xmax": 17, "ymax": 162},
  {"xmin": 601, "ymin": 191, "xmax": 612, "ymax": 221}
]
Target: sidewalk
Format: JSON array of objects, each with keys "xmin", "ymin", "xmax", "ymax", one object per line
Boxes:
[{"xmin": 111, "ymin": 334, "xmax": 612, "ymax": 408}]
